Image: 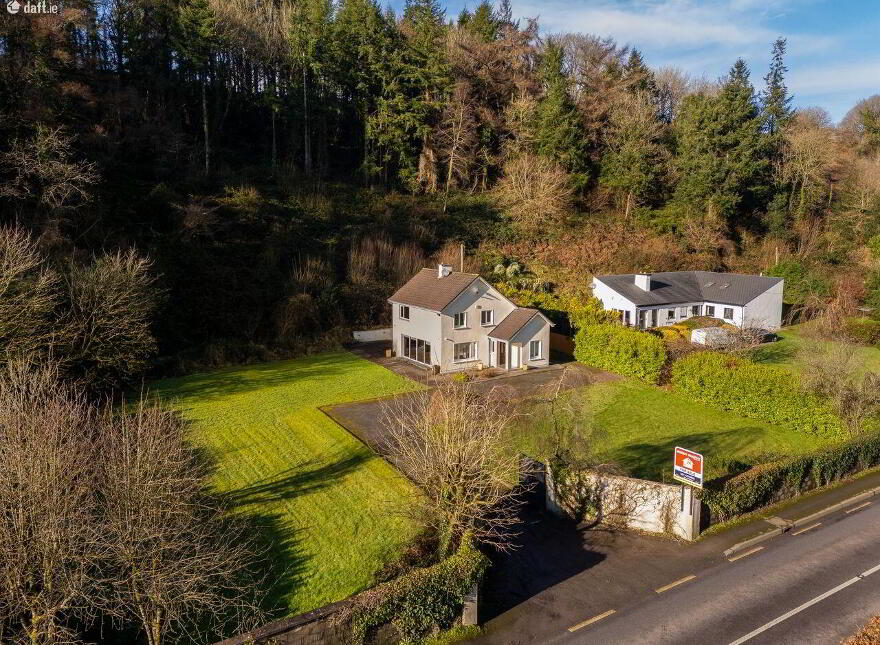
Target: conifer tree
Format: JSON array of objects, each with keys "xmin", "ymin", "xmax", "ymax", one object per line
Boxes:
[
  {"xmin": 535, "ymin": 39, "xmax": 589, "ymax": 189},
  {"xmin": 761, "ymin": 38, "xmax": 794, "ymax": 136}
]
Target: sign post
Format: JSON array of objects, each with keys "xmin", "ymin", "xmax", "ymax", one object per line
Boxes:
[{"xmin": 673, "ymin": 446, "xmax": 704, "ymax": 488}]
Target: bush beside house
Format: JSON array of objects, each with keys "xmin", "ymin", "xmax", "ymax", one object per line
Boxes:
[
  {"xmin": 670, "ymin": 351, "xmax": 843, "ymax": 436},
  {"xmin": 702, "ymin": 432, "xmax": 880, "ymax": 521},
  {"xmin": 574, "ymin": 324, "xmax": 667, "ymax": 383}
]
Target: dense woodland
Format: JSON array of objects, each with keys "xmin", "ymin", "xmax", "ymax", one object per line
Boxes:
[{"xmin": 1, "ymin": 0, "xmax": 880, "ymax": 389}]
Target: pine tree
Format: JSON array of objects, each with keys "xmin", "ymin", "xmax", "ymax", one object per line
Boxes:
[
  {"xmin": 673, "ymin": 59, "xmax": 771, "ymax": 226},
  {"xmin": 535, "ymin": 39, "xmax": 589, "ymax": 189},
  {"xmin": 622, "ymin": 49, "xmax": 657, "ymax": 98},
  {"xmin": 761, "ymin": 38, "xmax": 793, "ymax": 136}
]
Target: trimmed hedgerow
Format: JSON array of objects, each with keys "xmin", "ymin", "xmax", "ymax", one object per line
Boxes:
[
  {"xmin": 574, "ymin": 324, "xmax": 667, "ymax": 384},
  {"xmin": 701, "ymin": 432, "xmax": 880, "ymax": 521},
  {"xmin": 345, "ymin": 539, "xmax": 489, "ymax": 644},
  {"xmin": 670, "ymin": 351, "xmax": 842, "ymax": 436}
]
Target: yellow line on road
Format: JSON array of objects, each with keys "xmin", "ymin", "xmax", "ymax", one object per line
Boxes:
[
  {"xmin": 846, "ymin": 501, "xmax": 872, "ymax": 514},
  {"xmin": 655, "ymin": 574, "xmax": 696, "ymax": 593},
  {"xmin": 568, "ymin": 609, "xmax": 616, "ymax": 632},
  {"xmin": 728, "ymin": 546, "xmax": 764, "ymax": 562},
  {"xmin": 791, "ymin": 522, "xmax": 821, "ymax": 536}
]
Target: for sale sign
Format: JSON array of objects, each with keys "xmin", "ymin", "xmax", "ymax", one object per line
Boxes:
[{"xmin": 673, "ymin": 447, "xmax": 704, "ymax": 488}]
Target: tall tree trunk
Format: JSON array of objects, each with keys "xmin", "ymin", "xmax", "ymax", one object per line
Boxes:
[
  {"xmin": 302, "ymin": 62, "xmax": 312, "ymax": 176},
  {"xmin": 202, "ymin": 78, "xmax": 210, "ymax": 175},
  {"xmin": 271, "ymin": 109, "xmax": 277, "ymax": 170}
]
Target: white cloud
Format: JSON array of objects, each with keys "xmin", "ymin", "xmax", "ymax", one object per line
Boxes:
[{"xmin": 789, "ymin": 59, "xmax": 880, "ymax": 95}]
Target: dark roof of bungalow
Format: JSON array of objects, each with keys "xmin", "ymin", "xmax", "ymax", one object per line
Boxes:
[
  {"xmin": 594, "ymin": 271, "xmax": 782, "ymax": 307},
  {"xmin": 388, "ymin": 268, "xmax": 480, "ymax": 312}
]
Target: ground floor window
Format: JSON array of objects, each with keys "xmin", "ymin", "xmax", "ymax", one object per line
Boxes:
[
  {"xmin": 529, "ymin": 340, "xmax": 542, "ymax": 360},
  {"xmin": 678, "ymin": 307, "xmax": 688, "ymax": 317},
  {"xmin": 706, "ymin": 305, "xmax": 715, "ymax": 316},
  {"xmin": 401, "ymin": 335, "xmax": 431, "ymax": 364},
  {"xmin": 667, "ymin": 309, "xmax": 675, "ymax": 320},
  {"xmin": 691, "ymin": 305, "xmax": 700, "ymax": 316},
  {"xmin": 723, "ymin": 307, "xmax": 734, "ymax": 320},
  {"xmin": 454, "ymin": 341, "xmax": 476, "ymax": 362}
]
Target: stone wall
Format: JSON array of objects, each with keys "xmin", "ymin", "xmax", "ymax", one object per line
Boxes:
[{"xmin": 352, "ymin": 327, "xmax": 392, "ymax": 343}]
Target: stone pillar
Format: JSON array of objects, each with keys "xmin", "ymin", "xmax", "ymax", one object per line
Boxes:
[{"xmin": 461, "ymin": 583, "xmax": 479, "ymax": 626}]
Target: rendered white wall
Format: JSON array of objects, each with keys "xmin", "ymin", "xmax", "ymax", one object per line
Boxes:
[
  {"xmin": 352, "ymin": 328, "xmax": 392, "ymax": 342},
  {"xmin": 389, "ymin": 302, "xmax": 442, "ymax": 367},
  {"xmin": 743, "ymin": 280, "xmax": 784, "ymax": 330},
  {"xmin": 440, "ymin": 279, "xmax": 516, "ymax": 372}
]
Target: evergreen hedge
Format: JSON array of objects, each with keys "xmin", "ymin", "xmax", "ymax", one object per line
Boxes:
[
  {"xmin": 574, "ymin": 324, "xmax": 667, "ymax": 384},
  {"xmin": 670, "ymin": 351, "xmax": 842, "ymax": 436},
  {"xmin": 702, "ymin": 433, "xmax": 880, "ymax": 521},
  {"xmin": 346, "ymin": 539, "xmax": 489, "ymax": 644}
]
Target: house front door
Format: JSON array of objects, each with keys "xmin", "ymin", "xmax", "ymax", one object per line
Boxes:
[{"xmin": 497, "ymin": 341, "xmax": 506, "ymax": 368}]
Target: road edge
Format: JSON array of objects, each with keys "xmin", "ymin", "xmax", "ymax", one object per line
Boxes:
[{"xmin": 722, "ymin": 485, "xmax": 880, "ymax": 557}]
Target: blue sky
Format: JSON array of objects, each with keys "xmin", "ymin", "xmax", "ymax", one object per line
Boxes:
[{"xmin": 404, "ymin": 0, "xmax": 880, "ymax": 122}]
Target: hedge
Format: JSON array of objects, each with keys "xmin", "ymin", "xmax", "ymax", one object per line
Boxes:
[
  {"xmin": 346, "ymin": 538, "xmax": 489, "ymax": 644},
  {"xmin": 574, "ymin": 323, "xmax": 667, "ymax": 383},
  {"xmin": 670, "ymin": 351, "xmax": 843, "ymax": 436},
  {"xmin": 701, "ymin": 432, "xmax": 880, "ymax": 521}
]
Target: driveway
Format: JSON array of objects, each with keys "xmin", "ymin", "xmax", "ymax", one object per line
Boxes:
[{"xmin": 324, "ymin": 358, "xmax": 616, "ymax": 453}]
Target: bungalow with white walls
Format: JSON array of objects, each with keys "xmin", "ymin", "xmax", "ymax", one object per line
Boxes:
[
  {"xmin": 388, "ymin": 264, "xmax": 553, "ymax": 373},
  {"xmin": 592, "ymin": 271, "xmax": 784, "ymax": 330}
]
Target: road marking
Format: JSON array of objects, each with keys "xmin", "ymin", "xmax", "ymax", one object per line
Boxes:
[
  {"xmin": 568, "ymin": 609, "xmax": 615, "ymax": 632},
  {"xmin": 727, "ymin": 546, "xmax": 764, "ymax": 562},
  {"xmin": 728, "ymin": 560, "xmax": 880, "ymax": 645},
  {"xmin": 655, "ymin": 574, "xmax": 696, "ymax": 593},
  {"xmin": 791, "ymin": 522, "xmax": 821, "ymax": 536},
  {"xmin": 846, "ymin": 501, "xmax": 872, "ymax": 513}
]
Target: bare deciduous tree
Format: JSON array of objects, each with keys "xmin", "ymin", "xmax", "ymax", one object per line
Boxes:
[
  {"xmin": 379, "ymin": 382, "xmax": 526, "ymax": 556},
  {"xmin": 0, "ymin": 226, "xmax": 59, "ymax": 362},
  {"xmin": 101, "ymin": 400, "xmax": 265, "ymax": 645},
  {"xmin": 0, "ymin": 362, "xmax": 104, "ymax": 645},
  {"xmin": 494, "ymin": 153, "xmax": 573, "ymax": 235}
]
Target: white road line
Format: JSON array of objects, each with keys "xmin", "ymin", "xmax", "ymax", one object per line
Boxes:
[
  {"xmin": 655, "ymin": 574, "xmax": 696, "ymax": 593},
  {"xmin": 846, "ymin": 501, "xmax": 872, "ymax": 513},
  {"xmin": 568, "ymin": 609, "xmax": 616, "ymax": 632},
  {"xmin": 791, "ymin": 522, "xmax": 821, "ymax": 536},
  {"xmin": 727, "ymin": 561, "xmax": 880, "ymax": 645},
  {"xmin": 728, "ymin": 546, "xmax": 764, "ymax": 562}
]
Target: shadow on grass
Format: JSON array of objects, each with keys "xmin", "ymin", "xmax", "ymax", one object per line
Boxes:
[
  {"xmin": 149, "ymin": 352, "xmax": 367, "ymax": 406},
  {"xmin": 609, "ymin": 427, "xmax": 769, "ymax": 481},
  {"xmin": 750, "ymin": 340, "xmax": 798, "ymax": 365}
]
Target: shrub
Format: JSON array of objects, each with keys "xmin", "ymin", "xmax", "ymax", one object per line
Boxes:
[
  {"xmin": 670, "ymin": 352, "xmax": 843, "ymax": 436},
  {"xmin": 702, "ymin": 432, "xmax": 880, "ymax": 521},
  {"xmin": 574, "ymin": 324, "xmax": 667, "ymax": 383},
  {"xmin": 767, "ymin": 259, "xmax": 830, "ymax": 305},
  {"xmin": 345, "ymin": 539, "xmax": 489, "ymax": 644},
  {"xmin": 844, "ymin": 317, "xmax": 880, "ymax": 347}
]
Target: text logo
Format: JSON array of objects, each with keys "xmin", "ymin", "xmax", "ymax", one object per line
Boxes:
[{"xmin": 7, "ymin": 1, "xmax": 21, "ymax": 13}]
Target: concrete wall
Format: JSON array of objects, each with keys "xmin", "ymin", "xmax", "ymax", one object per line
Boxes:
[
  {"xmin": 743, "ymin": 280, "xmax": 784, "ymax": 330},
  {"xmin": 352, "ymin": 327, "xmax": 392, "ymax": 342},
  {"xmin": 390, "ymin": 303, "xmax": 442, "ymax": 367},
  {"xmin": 547, "ymin": 467, "xmax": 701, "ymax": 540},
  {"xmin": 439, "ymin": 279, "xmax": 516, "ymax": 373}
]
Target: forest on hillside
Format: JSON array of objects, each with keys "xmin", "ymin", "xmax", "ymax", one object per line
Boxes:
[{"xmin": 1, "ymin": 0, "xmax": 879, "ymax": 388}]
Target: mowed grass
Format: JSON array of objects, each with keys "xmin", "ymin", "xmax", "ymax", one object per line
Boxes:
[
  {"xmin": 511, "ymin": 379, "xmax": 834, "ymax": 482},
  {"xmin": 752, "ymin": 323, "xmax": 880, "ymax": 373},
  {"xmin": 150, "ymin": 351, "xmax": 422, "ymax": 615}
]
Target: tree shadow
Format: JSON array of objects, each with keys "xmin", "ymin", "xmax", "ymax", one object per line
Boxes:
[{"xmin": 750, "ymin": 340, "xmax": 797, "ymax": 365}]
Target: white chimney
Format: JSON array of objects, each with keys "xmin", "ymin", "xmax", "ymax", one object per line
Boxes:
[
  {"xmin": 635, "ymin": 273, "xmax": 652, "ymax": 291},
  {"xmin": 438, "ymin": 264, "xmax": 453, "ymax": 278}
]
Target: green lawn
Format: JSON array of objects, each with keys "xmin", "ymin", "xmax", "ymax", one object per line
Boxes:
[
  {"xmin": 752, "ymin": 323, "xmax": 880, "ymax": 373},
  {"xmin": 150, "ymin": 352, "xmax": 422, "ymax": 616},
  {"xmin": 510, "ymin": 379, "xmax": 834, "ymax": 482}
]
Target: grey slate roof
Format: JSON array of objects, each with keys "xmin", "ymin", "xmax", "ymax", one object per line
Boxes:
[
  {"xmin": 388, "ymin": 268, "xmax": 479, "ymax": 311},
  {"xmin": 594, "ymin": 271, "xmax": 782, "ymax": 307},
  {"xmin": 488, "ymin": 308, "xmax": 541, "ymax": 341}
]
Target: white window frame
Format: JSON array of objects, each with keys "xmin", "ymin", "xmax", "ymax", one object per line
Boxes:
[
  {"xmin": 667, "ymin": 309, "xmax": 675, "ymax": 320},
  {"xmin": 691, "ymin": 305, "xmax": 700, "ymax": 316},
  {"xmin": 454, "ymin": 312, "xmax": 467, "ymax": 329},
  {"xmin": 453, "ymin": 341, "xmax": 477, "ymax": 362},
  {"xmin": 706, "ymin": 305, "xmax": 715, "ymax": 317},
  {"xmin": 401, "ymin": 335, "xmax": 431, "ymax": 365},
  {"xmin": 399, "ymin": 304, "xmax": 409, "ymax": 320},
  {"xmin": 529, "ymin": 339, "xmax": 542, "ymax": 360},
  {"xmin": 480, "ymin": 309, "xmax": 494, "ymax": 326},
  {"xmin": 723, "ymin": 307, "xmax": 734, "ymax": 320},
  {"xmin": 678, "ymin": 307, "xmax": 688, "ymax": 318}
]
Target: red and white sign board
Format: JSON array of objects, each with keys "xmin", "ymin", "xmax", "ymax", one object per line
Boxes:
[{"xmin": 673, "ymin": 447, "xmax": 704, "ymax": 488}]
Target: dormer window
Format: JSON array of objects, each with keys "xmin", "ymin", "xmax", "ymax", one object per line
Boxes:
[
  {"xmin": 481, "ymin": 310, "xmax": 494, "ymax": 326},
  {"xmin": 454, "ymin": 312, "xmax": 467, "ymax": 329}
]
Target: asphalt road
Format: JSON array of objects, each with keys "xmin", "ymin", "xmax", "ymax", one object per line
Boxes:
[{"xmin": 554, "ymin": 501, "xmax": 880, "ymax": 645}]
